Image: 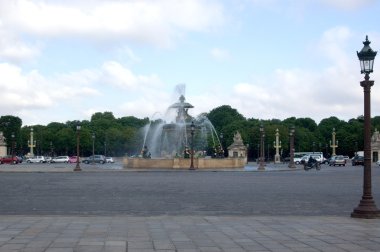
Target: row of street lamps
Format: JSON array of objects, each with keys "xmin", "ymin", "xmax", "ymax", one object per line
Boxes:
[{"xmin": 187, "ymin": 36, "xmax": 380, "ymax": 219}]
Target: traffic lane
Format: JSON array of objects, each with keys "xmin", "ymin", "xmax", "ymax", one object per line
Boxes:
[{"xmin": 0, "ymin": 165, "xmax": 379, "ymax": 216}]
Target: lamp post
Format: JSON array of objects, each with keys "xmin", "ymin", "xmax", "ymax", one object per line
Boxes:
[
  {"xmin": 28, "ymin": 128, "xmax": 36, "ymax": 157},
  {"xmin": 219, "ymin": 132, "xmax": 224, "ymax": 158},
  {"xmin": 288, "ymin": 126, "xmax": 296, "ymax": 168},
  {"xmin": 91, "ymin": 132, "xmax": 95, "ymax": 164},
  {"xmin": 274, "ymin": 129, "xmax": 281, "ymax": 164},
  {"xmin": 246, "ymin": 144, "xmax": 249, "ymax": 164},
  {"xmin": 330, "ymin": 128, "xmax": 338, "ymax": 156},
  {"xmin": 258, "ymin": 124, "xmax": 265, "ymax": 170},
  {"xmin": 189, "ymin": 121, "xmax": 195, "ymax": 170},
  {"xmin": 351, "ymin": 35, "xmax": 380, "ymax": 218},
  {"xmin": 11, "ymin": 132, "xmax": 15, "ymax": 164},
  {"xmin": 74, "ymin": 125, "xmax": 81, "ymax": 171}
]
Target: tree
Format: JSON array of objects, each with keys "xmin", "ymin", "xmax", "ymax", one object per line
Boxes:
[
  {"xmin": 207, "ymin": 105, "xmax": 245, "ymax": 133},
  {"xmin": 0, "ymin": 115, "xmax": 22, "ymax": 154}
]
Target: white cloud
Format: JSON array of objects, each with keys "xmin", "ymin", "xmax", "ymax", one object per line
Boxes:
[
  {"xmin": 0, "ymin": 28, "xmax": 40, "ymax": 62},
  {"xmin": 0, "ymin": 0, "xmax": 225, "ymax": 48},
  {"xmin": 100, "ymin": 61, "xmax": 162, "ymax": 90},
  {"xmin": 0, "ymin": 60, "xmax": 167, "ymax": 125}
]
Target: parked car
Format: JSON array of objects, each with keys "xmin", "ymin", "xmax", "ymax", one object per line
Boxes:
[
  {"xmin": 106, "ymin": 157, "xmax": 114, "ymax": 163},
  {"xmin": 352, "ymin": 155, "xmax": 364, "ymax": 166},
  {"xmin": 82, "ymin": 155, "xmax": 106, "ymax": 164},
  {"xmin": 69, "ymin": 156, "xmax": 79, "ymax": 163},
  {"xmin": 51, "ymin": 156, "xmax": 69, "ymax": 163},
  {"xmin": 26, "ymin": 156, "xmax": 46, "ymax": 163},
  {"xmin": 45, "ymin": 156, "xmax": 52, "ymax": 163},
  {"xmin": 376, "ymin": 159, "xmax": 380, "ymax": 166},
  {"xmin": 329, "ymin": 155, "xmax": 346, "ymax": 166},
  {"xmin": 0, "ymin": 155, "xmax": 20, "ymax": 164}
]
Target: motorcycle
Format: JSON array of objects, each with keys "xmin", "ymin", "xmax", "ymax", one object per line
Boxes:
[{"xmin": 304, "ymin": 161, "xmax": 321, "ymax": 171}]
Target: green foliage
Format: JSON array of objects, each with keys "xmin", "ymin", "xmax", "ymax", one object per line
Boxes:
[{"xmin": 1, "ymin": 105, "xmax": 375, "ymax": 159}]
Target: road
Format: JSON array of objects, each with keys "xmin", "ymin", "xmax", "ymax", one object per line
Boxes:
[{"xmin": 0, "ymin": 163, "xmax": 380, "ymax": 216}]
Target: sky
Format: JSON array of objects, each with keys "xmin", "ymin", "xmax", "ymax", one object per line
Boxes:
[{"xmin": 0, "ymin": 0, "xmax": 380, "ymax": 126}]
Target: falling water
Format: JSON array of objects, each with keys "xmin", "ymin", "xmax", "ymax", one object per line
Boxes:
[{"xmin": 138, "ymin": 85, "xmax": 221, "ymax": 158}]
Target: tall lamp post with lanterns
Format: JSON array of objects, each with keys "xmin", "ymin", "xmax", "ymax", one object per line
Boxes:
[
  {"xmin": 28, "ymin": 128, "xmax": 36, "ymax": 157},
  {"xmin": 273, "ymin": 128, "xmax": 281, "ymax": 164},
  {"xmin": 11, "ymin": 132, "xmax": 15, "ymax": 164},
  {"xmin": 351, "ymin": 36, "xmax": 380, "ymax": 218},
  {"xmin": 189, "ymin": 121, "xmax": 195, "ymax": 170},
  {"xmin": 74, "ymin": 125, "xmax": 81, "ymax": 171},
  {"xmin": 330, "ymin": 128, "xmax": 338, "ymax": 156},
  {"xmin": 219, "ymin": 132, "xmax": 224, "ymax": 158},
  {"xmin": 258, "ymin": 124, "xmax": 265, "ymax": 170},
  {"xmin": 288, "ymin": 126, "xmax": 296, "ymax": 169}
]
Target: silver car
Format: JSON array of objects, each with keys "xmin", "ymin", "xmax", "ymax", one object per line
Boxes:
[
  {"xmin": 26, "ymin": 156, "xmax": 46, "ymax": 163},
  {"xmin": 51, "ymin": 156, "xmax": 69, "ymax": 163}
]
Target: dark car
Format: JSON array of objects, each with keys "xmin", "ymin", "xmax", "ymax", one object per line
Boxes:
[
  {"xmin": 352, "ymin": 155, "xmax": 364, "ymax": 166},
  {"xmin": 0, "ymin": 155, "xmax": 20, "ymax": 164},
  {"xmin": 82, "ymin": 155, "xmax": 106, "ymax": 164}
]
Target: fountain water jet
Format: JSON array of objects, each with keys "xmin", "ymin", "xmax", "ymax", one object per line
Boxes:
[{"xmin": 124, "ymin": 88, "xmax": 246, "ymax": 169}]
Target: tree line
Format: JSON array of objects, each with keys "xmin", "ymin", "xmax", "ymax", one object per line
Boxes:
[{"xmin": 1, "ymin": 106, "xmax": 379, "ymax": 159}]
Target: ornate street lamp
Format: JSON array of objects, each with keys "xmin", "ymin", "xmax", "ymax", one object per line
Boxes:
[
  {"xmin": 74, "ymin": 125, "xmax": 81, "ymax": 171},
  {"xmin": 258, "ymin": 124, "xmax": 265, "ymax": 170},
  {"xmin": 189, "ymin": 121, "xmax": 195, "ymax": 170},
  {"xmin": 28, "ymin": 128, "xmax": 36, "ymax": 157},
  {"xmin": 219, "ymin": 132, "xmax": 224, "ymax": 158},
  {"xmin": 11, "ymin": 132, "xmax": 15, "ymax": 165},
  {"xmin": 351, "ymin": 35, "xmax": 380, "ymax": 219},
  {"xmin": 91, "ymin": 132, "xmax": 95, "ymax": 164},
  {"xmin": 288, "ymin": 126, "xmax": 296, "ymax": 168},
  {"xmin": 273, "ymin": 129, "xmax": 281, "ymax": 164},
  {"xmin": 330, "ymin": 128, "xmax": 338, "ymax": 156}
]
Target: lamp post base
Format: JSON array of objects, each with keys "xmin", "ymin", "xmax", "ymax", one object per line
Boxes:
[
  {"xmin": 74, "ymin": 163, "xmax": 81, "ymax": 172},
  {"xmin": 258, "ymin": 163, "xmax": 265, "ymax": 170},
  {"xmin": 351, "ymin": 199, "xmax": 380, "ymax": 219},
  {"xmin": 288, "ymin": 163, "xmax": 296, "ymax": 169}
]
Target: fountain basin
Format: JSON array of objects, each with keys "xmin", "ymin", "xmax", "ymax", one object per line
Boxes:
[{"xmin": 123, "ymin": 157, "xmax": 246, "ymax": 170}]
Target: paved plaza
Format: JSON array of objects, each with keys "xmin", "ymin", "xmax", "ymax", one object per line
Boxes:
[{"xmin": 0, "ymin": 163, "xmax": 379, "ymax": 251}]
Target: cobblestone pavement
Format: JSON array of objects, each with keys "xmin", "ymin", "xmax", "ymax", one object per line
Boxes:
[{"xmin": 0, "ymin": 215, "xmax": 379, "ymax": 252}]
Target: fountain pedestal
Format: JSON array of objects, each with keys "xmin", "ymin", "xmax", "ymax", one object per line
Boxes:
[{"xmin": 123, "ymin": 157, "xmax": 246, "ymax": 170}]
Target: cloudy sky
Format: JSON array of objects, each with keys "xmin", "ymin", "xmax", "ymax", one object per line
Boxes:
[{"xmin": 0, "ymin": 0, "xmax": 379, "ymax": 126}]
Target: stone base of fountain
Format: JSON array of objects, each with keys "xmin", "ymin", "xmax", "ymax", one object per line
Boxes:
[{"xmin": 123, "ymin": 157, "xmax": 246, "ymax": 170}]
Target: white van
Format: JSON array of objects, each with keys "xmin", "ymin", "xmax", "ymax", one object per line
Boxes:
[{"xmin": 301, "ymin": 153, "xmax": 324, "ymax": 164}]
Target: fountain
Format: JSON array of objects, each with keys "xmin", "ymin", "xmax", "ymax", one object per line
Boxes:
[{"xmin": 123, "ymin": 87, "xmax": 246, "ymax": 169}]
